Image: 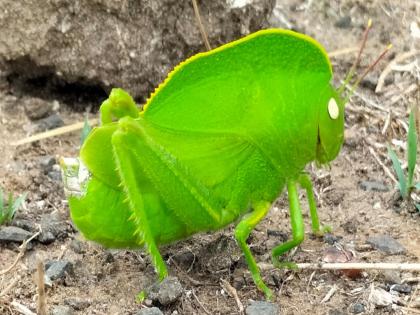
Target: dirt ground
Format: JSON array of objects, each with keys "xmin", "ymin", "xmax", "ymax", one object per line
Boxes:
[{"xmin": 1, "ymin": 1, "xmax": 420, "ymax": 314}]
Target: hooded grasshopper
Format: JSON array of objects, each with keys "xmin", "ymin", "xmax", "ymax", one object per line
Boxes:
[{"xmin": 61, "ymin": 27, "xmax": 387, "ymax": 300}]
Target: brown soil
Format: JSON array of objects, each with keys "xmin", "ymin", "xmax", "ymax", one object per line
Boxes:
[{"xmin": 1, "ymin": 1, "xmax": 419, "ymax": 314}]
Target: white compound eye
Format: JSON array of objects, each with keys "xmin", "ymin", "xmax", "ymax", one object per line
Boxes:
[{"xmin": 328, "ymin": 98, "xmax": 339, "ymax": 120}]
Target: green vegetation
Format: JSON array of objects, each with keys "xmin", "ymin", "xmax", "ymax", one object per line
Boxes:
[
  {"xmin": 388, "ymin": 108, "xmax": 419, "ymax": 211},
  {"xmin": 0, "ymin": 188, "xmax": 27, "ymax": 225},
  {"xmin": 80, "ymin": 115, "xmax": 92, "ymax": 145}
]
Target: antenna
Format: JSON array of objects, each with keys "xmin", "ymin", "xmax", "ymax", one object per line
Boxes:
[{"xmin": 337, "ymin": 19, "xmax": 372, "ymax": 96}]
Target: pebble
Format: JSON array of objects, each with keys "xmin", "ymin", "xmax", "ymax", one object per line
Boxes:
[
  {"xmin": 45, "ymin": 260, "xmax": 74, "ymax": 280},
  {"xmin": 334, "ymin": 16, "xmax": 352, "ymax": 28},
  {"xmin": 69, "ymin": 238, "xmax": 87, "ymax": 254},
  {"xmin": 64, "ymin": 297, "xmax": 91, "ymax": 311},
  {"xmin": 360, "ymin": 73, "xmax": 379, "ymax": 91},
  {"xmin": 135, "ymin": 307, "xmax": 164, "ymax": 315},
  {"xmin": 359, "ymin": 180, "xmax": 390, "ymax": 192},
  {"xmin": 390, "ymin": 284, "xmax": 411, "ymax": 294},
  {"xmin": 51, "ymin": 305, "xmax": 74, "ymax": 315},
  {"xmin": 323, "ymin": 233, "xmax": 339, "ymax": 245},
  {"xmin": 350, "ymin": 303, "xmax": 365, "ymax": 314},
  {"xmin": 245, "ymin": 301, "xmax": 279, "ymax": 315},
  {"xmin": 35, "ymin": 113, "xmax": 64, "ymax": 132},
  {"xmin": 24, "ymin": 97, "xmax": 53, "ymax": 120},
  {"xmin": 39, "ymin": 155, "xmax": 56, "ymax": 171},
  {"xmin": 38, "ymin": 212, "xmax": 69, "ymax": 244},
  {"xmin": 147, "ymin": 277, "xmax": 183, "ymax": 306},
  {"xmin": 366, "ymin": 235, "xmax": 406, "ymax": 255},
  {"xmin": 0, "ymin": 226, "xmax": 32, "ymax": 243},
  {"xmin": 382, "ymin": 270, "xmax": 402, "ymax": 284}
]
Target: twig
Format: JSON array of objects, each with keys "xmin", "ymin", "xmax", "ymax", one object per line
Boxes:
[
  {"xmin": 191, "ymin": 0, "xmax": 211, "ymax": 51},
  {"xmin": 258, "ymin": 262, "xmax": 420, "ymax": 271},
  {"xmin": 0, "ymin": 277, "xmax": 20, "ymax": 297},
  {"xmin": 11, "ymin": 300, "xmax": 36, "ymax": 315},
  {"xmin": 376, "ymin": 50, "xmax": 420, "ymax": 93},
  {"xmin": 11, "ymin": 118, "xmax": 99, "ymax": 146},
  {"xmin": 402, "ymin": 277, "xmax": 420, "ymax": 284},
  {"xmin": 320, "ymin": 284, "xmax": 337, "ymax": 303},
  {"xmin": 36, "ymin": 260, "xmax": 47, "ymax": 315},
  {"xmin": 220, "ymin": 279, "xmax": 244, "ymax": 315},
  {"xmin": 328, "ymin": 47, "xmax": 359, "ymax": 58},
  {"xmin": 367, "ymin": 146, "xmax": 398, "ymax": 185},
  {"xmin": 191, "ymin": 290, "xmax": 211, "ymax": 315},
  {"xmin": 0, "ymin": 228, "xmax": 41, "ymax": 275}
]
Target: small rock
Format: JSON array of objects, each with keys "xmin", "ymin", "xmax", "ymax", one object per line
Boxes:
[
  {"xmin": 329, "ymin": 310, "xmax": 345, "ymax": 315},
  {"xmin": 35, "ymin": 113, "xmax": 64, "ymax": 132},
  {"xmin": 135, "ymin": 307, "xmax": 164, "ymax": 315},
  {"xmin": 38, "ymin": 212, "xmax": 68, "ymax": 244},
  {"xmin": 382, "ymin": 270, "xmax": 402, "ymax": 284},
  {"xmin": 69, "ymin": 238, "xmax": 87, "ymax": 254},
  {"xmin": 323, "ymin": 233, "xmax": 339, "ymax": 245},
  {"xmin": 359, "ymin": 181, "xmax": 390, "ymax": 192},
  {"xmin": 0, "ymin": 226, "xmax": 32, "ymax": 243},
  {"xmin": 24, "ymin": 98, "xmax": 53, "ymax": 120},
  {"xmin": 147, "ymin": 277, "xmax": 183, "ymax": 306},
  {"xmin": 360, "ymin": 73, "xmax": 379, "ymax": 91},
  {"xmin": 350, "ymin": 303, "xmax": 365, "ymax": 314},
  {"xmin": 245, "ymin": 301, "xmax": 279, "ymax": 315},
  {"xmin": 390, "ymin": 284, "xmax": 411, "ymax": 294},
  {"xmin": 64, "ymin": 298, "xmax": 91, "ymax": 311},
  {"xmin": 368, "ymin": 286, "xmax": 397, "ymax": 307},
  {"xmin": 45, "ymin": 260, "xmax": 74, "ymax": 281},
  {"xmin": 51, "ymin": 305, "xmax": 74, "ymax": 315},
  {"xmin": 366, "ymin": 235, "xmax": 406, "ymax": 255},
  {"xmin": 335, "ymin": 16, "xmax": 352, "ymax": 28},
  {"xmin": 341, "ymin": 218, "xmax": 358, "ymax": 234},
  {"xmin": 172, "ymin": 250, "xmax": 195, "ymax": 270},
  {"xmin": 39, "ymin": 155, "xmax": 56, "ymax": 172},
  {"xmin": 47, "ymin": 170, "xmax": 62, "ymax": 182},
  {"xmin": 13, "ymin": 219, "xmax": 38, "ymax": 232}
]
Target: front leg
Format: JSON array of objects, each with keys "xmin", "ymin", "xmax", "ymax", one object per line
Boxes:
[
  {"xmin": 271, "ymin": 180, "xmax": 304, "ymax": 268},
  {"xmin": 298, "ymin": 173, "xmax": 331, "ymax": 236},
  {"xmin": 112, "ymin": 129, "xmax": 168, "ymax": 280}
]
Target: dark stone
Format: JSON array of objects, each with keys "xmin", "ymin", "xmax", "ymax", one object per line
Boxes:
[
  {"xmin": 45, "ymin": 260, "xmax": 74, "ymax": 281},
  {"xmin": 382, "ymin": 270, "xmax": 402, "ymax": 284},
  {"xmin": 390, "ymin": 284, "xmax": 411, "ymax": 294},
  {"xmin": 0, "ymin": 226, "xmax": 32, "ymax": 243},
  {"xmin": 38, "ymin": 212, "xmax": 69, "ymax": 244},
  {"xmin": 24, "ymin": 97, "xmax": 53, "ymax": 120},
  {"xmin": 246, "ymin": 301, "xmax": 279, "ymax": 315},
  {"xmin": 51, "ymin": 305, "xmax": 74, "ymax": 315},
  {"xmin": 359, "ymin": 181, "xmax": 390, "ymax": 192},
  {"xmin": 350, "ymin": 303, "xmax": 365, "ymax": 314},
  {"xmin": 64, "ymin": 298, "xmax": 91, "ymax": 311},
  {"xmin": 366, "ymin": 235, "xmax": 406, "ymax": 255},
  {"xmin": 39, "ymin": 155, "xmax": 56, "ymax": 171},
  {"xmin": 335, "ymin": 16, "xmax": 352, "ymax": 28},
  {"xmin": 135, "ymin": 307, "xmax": 164, "ymax": 315},
  {"xmin": 35, "ymin": 113, "xmax": 64, "ymax": 132},
  {"xmin": 323, "ymin": 233, "xmax": 339, "ymax": 245},
  {"xmin": 147, "ymin": 276, "xmax": 183, "ymax": 306}
]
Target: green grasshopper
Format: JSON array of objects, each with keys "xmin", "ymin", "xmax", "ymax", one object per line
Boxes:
[{"xmin": 61, "ymin": 28, "xmax": 385, "ymax": 300}]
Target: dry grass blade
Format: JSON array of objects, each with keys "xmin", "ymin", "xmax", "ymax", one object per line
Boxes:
[
  {"xmin": 36, "ymin": 260, "xmax": 47, "ymax": 315},
  {"xmin": 258, "ymin": 262, "xmax": 420, "ymax": 271},
  {"xmin": 192, "ymin": 0, "xmax": 211, "ymax": 51},
  {"xmin": 220, "ymin": 279, "xmax": 244, "ymax": 314},
  {"xmin": 376, "ymin": 50, "xmax": 420, "ymax": 93},
  {"xmin": 11, "ymin": 118, "xmax": 99, "ymax": 146}
]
